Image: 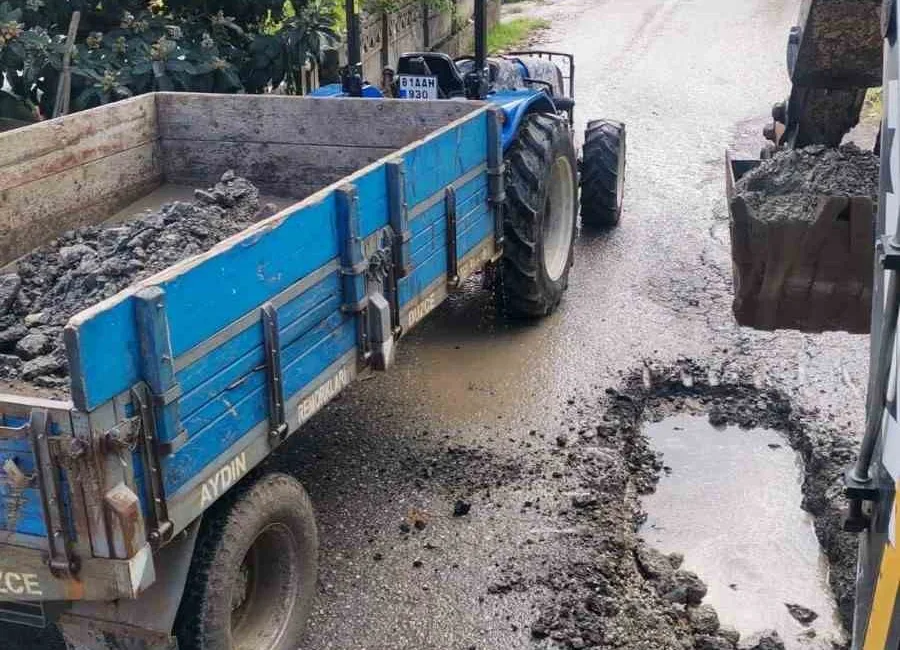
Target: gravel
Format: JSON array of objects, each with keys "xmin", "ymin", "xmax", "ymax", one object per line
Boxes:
[
  {"xmin": 734, "ymin": 144, "xmax": 879, "ymax": 222},
  {"xmin": 0, "ymin": 171, "xmax": 264, "ymax": 392}
]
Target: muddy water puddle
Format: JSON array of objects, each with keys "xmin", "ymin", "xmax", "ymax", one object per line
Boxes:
[{"xmin": 641, "ymin": 414, "xmax": 845, "ymax": 649}]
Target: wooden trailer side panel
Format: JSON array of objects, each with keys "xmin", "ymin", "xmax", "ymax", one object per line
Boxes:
[{"xmin": 0, "ymin": 95, "xmax": 161, "ymax": 267}]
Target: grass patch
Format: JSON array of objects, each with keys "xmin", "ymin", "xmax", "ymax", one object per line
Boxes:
[{"xmin": 485, "ymin": 17, "xmax": 550, "ymax": 54}]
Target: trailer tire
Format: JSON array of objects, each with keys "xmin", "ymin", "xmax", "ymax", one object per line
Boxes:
[
  {"xmin": 500, "ymin": 112, "xmax": 577, "ymax": 317},
  {"xmin": 175, "ymin": 473, "xmax": 318, "ymax": 650},
  {"xmin": 580, "ymin": 120, "xmax": 626, "ymax": 228}
]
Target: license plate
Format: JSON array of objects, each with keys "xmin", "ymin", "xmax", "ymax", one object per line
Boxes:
[{"xmin": 397, "ymin": 74, "xmax": 438, "ymax": 100}]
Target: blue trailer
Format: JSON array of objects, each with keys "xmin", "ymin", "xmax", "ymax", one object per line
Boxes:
[{"xmin": 0, "ymin": 91, "xmax": 521, "ymax": 649}]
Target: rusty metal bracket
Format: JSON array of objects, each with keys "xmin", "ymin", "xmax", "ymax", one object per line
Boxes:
[
  {"xmin": 131, "ymin": 385, "xmax": 173, "ymax": 549},
  {"xmin": 445, "ymin": 185, "xmax": 459, "ymax": 285},
  {"xmin": 29, "ymin": 408, "xmax": 79, "ymax": 577},
  {"xmin": 261, "ymin": 303, "xmax": 288, "ymax": 445}
]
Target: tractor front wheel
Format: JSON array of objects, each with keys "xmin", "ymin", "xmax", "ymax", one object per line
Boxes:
[
  {"xmin": 580, "ymin": 120, "xmax": 626, "ymax": 228},
  {"xmin": 500, "ymin": 112, "xmax": 578, "ymax": 318}
]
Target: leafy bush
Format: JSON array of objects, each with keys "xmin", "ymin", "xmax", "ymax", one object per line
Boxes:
[{"xmin": 0, "ymin": 0, "xmax": 339, "ymax": 121}]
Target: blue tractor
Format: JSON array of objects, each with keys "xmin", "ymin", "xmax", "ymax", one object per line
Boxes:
[{"xmin": 312, "ymin": 0, "xmax": 626, "ymax": 317}]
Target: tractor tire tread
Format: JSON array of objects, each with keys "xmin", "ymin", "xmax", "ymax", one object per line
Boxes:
[
  {"xmin": 500, "ymin": 112, "xmax": 577, "ymax": 318},
  {"xmin": 580, "ymin": 119, "xmax": 626, "ymax": 228}
]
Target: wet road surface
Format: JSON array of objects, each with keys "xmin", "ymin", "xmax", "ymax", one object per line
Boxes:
[
  {"xmin": 290, "ymin": 0, "xmax": 869, "ymax": 648},
  {"xmin": 6, "ymin": 0, "xmax": 871, "ymax": 648}
]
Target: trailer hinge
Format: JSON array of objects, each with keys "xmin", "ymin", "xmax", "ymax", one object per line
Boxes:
[
  {"xmin": 261, "ymin": 302, "xmax": 288, "ymax": 445},
  {"xmin": 29, "ymin": 409, "xmax": 80, "ymax": 577},
  {"xmin": 131, "ymin": 384, "xmax": 174, "ymax": 548}
]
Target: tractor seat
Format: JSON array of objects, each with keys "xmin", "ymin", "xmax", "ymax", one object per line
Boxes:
[{"xmin": 397, "ymin": 52, "xmax": 465, "ymax": 98}]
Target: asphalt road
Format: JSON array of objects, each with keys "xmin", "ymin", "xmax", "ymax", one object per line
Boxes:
[
  {"xmin": 289, "ymin": 0, "xmax": 869, "ymax": 648},
  {"xmin": 8, "ymin": 0, "xmax": 872, "ymax": 648}
]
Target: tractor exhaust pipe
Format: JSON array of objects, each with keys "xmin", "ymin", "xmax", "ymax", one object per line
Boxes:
[
  {"xmin": 474, "ymin": 0, "xmax": 486, "ymax": 80},
  {"xmin": 343, "ymin": 0, "xmax": 364, "ymax": 96},
  {"xmin": 466, "ymin": 0, "xmax": 489, "ymax": 99}
]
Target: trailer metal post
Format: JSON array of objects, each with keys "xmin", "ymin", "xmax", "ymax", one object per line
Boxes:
[
  {"xmin": 134, "ymin": 287, "xmax": 182, "ymax": 446},
  {"xmin": 445, "ymin": 185, "xmax": 459, "ymax": 284},
  {"xmin": 133, "ymin": 287, "xmax": 179, "ymax": 547},
  {"xmin": 337, "ymin": 185, "xmax": 370, "ymax": 359},
  {"xmin": 30, "ymin": 408, "xmax": 78, "ymax": 577},
  {"xmin": 387, "ymin": 160, "xmax": 411, "ymax": 278},
  {"xmin": 131, "ymin": 385, "xmax": 174, "ymax": 548},
  {"xmin": 486, "ymin": 106, "xmax": 506, "ymax": 258},
  {"xmin": 261, "ymin": 302, "xmax": 288, "ymax": 445}
]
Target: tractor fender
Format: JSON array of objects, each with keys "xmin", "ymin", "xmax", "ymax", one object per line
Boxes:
[{"xmin": 488, "ymin": 90, "xmax": 560, "ymax": 151}]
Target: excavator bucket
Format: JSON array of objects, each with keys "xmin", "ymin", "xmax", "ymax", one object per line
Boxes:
[
  {"xmin": 768, "ymin": 0, "xmax": 882, "ymax": 149},
  {"xmin": 726, "ymin": 151, "xmax": 875, "ymax": 333},
  {"xmin": 789, "ymin": 0, "xmax": 883, "ymax": 89}
]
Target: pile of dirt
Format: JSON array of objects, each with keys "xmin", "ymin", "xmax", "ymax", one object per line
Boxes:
[
  {"xmin": 734, "ymin": 143, "xmax": 879, "ymax": 222},
  {"xmin": 728, "ymin": 144, "xmax": 877, "ymax": 333},
  {"xmin": 0, "ymin": 171, "xmax": 264, "ymax": 392}
]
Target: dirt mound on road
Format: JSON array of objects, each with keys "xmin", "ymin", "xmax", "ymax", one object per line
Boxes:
[{"xmin": 0, "ymin": 172, "xmax": 264, "ymax": 395}]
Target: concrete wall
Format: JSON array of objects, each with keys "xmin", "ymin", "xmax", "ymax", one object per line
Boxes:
[{"xmin": 323, "ymin": 0, "xmax": 500, "ymax": 87}]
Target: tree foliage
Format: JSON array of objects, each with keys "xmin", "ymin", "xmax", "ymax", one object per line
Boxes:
[{"xmin": 0, "ymin": 0, "xmax": 339, "ymax": 120}]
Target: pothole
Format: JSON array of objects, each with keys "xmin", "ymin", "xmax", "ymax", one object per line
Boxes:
[{"xmin": 641, "ymin": 413, "xmax": 846, "ymax": 649}]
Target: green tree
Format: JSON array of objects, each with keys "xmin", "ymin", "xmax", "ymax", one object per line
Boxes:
[{"xmin": 0, "ymin": 0, "xmax": 339, "ymax": 121}]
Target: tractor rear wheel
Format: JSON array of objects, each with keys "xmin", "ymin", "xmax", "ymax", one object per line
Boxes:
[
  {"xmin": 500, "ymin": 112, "xmax": 578, "ymax": 318},
  {"xmin": 580, "ymin": 120, "xmax": 626, "ymax": 228}
]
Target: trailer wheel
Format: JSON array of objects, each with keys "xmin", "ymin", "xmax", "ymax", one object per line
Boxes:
[
  {"xmin": 175, "ymin": 473, "xmax": 318, "ymax": 650},
  {"xmin": 500, "ymin": 112, "xmax": 577, "ymax": 317},
  {"xmin": 579, "ymin": 120, "xmax": 626, "ymax": 228}
]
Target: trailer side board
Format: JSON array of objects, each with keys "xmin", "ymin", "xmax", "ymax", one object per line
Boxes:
[{"xmin": 64, "ymin": 100, "xmax": 499, "ymax": 539}]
